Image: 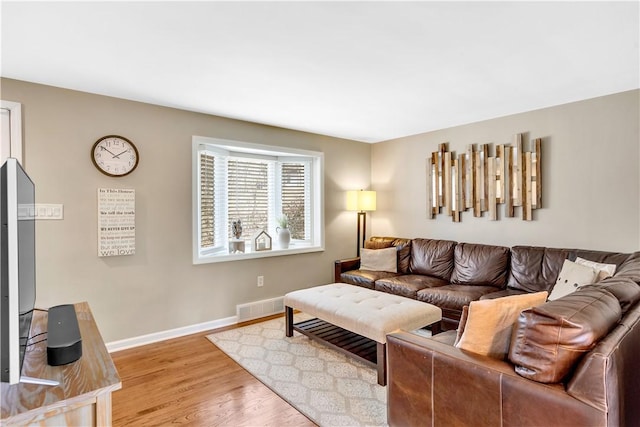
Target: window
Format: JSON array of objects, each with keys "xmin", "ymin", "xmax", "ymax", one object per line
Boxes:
[
  {"xmin": 192, "ymin": 136, "xmax": 323, "ymax": 263},
  {"xmin": 1, "ymin": 101, "xmax": 23, "ymax": 164}
]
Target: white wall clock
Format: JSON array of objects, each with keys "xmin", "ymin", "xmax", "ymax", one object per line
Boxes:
[{"xmin": 91, "ymin": 135, "xmax": 139, "ymax": 177}]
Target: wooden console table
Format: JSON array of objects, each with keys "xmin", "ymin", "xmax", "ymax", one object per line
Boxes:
[{"xmin": 1, "ymin": 302, "xmax": 121, "ymax": 426}]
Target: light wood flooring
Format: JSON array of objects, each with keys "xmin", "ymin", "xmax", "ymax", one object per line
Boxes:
[{"xmin": 111, "ymin": 314, "xmax": 317, "ymax": 426}]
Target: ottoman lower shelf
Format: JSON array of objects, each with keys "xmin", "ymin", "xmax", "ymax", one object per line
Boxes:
[
  {"xmin": 292, "ymin": 317, "xmax": 379, "ymax": 368},
  {"xmin": 284, "ymin": 283, "xmax": 443, "ymax": 386}
]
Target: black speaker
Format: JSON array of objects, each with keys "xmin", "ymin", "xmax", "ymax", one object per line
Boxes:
[{"xmin": 47, "ymin": 304, "xmax": 82, "ymax": 366}]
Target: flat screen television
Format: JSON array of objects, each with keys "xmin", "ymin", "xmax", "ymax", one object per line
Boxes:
[{"xmin": 1, "ymin": 157, "xmax": 36, "ymax": 384}]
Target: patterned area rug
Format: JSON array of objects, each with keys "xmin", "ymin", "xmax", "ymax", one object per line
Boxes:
[{"xmin": 207, "ymin": 314, "xmax": 391, "ymax": 426}]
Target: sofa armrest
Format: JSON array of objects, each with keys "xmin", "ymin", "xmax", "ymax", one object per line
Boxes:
[
  {"xmin": 334, "ymin": 257, "xmax": 360, "ymax": 282},
  {"xmin": 387, "ymin": 331, "xmax": 604, "ymax": 427}
]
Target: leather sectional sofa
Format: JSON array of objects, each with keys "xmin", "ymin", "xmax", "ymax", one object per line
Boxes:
[
  {"xmin": 335, "ymin": 236, "xmax": 639, "ymax": 330},
  {"xmin": 334, "ymin": 236, "xmax": 640, "ymax": 426}
]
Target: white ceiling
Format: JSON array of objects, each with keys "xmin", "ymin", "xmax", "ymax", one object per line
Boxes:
[{"xmin": 1, "ymin": 1, "xmax": 638, "ymax": 143}]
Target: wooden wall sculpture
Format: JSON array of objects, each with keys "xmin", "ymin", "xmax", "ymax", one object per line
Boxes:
[{"xmin": 427, "ymin": 134, "xmax": 541, "ymax": 221}]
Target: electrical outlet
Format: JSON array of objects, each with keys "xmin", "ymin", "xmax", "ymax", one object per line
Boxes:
[{"xmin": 257, "ymin": 276, "xmax": 264, "ymax": 287}]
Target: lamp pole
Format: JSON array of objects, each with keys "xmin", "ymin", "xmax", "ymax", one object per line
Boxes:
[
  {"xmin": 357, "ymin": 210, "xmax": 366, "ymax": 257},
  {"xmin": 347, "ymin": 189, "xmax": 376, "ymax": 258}
]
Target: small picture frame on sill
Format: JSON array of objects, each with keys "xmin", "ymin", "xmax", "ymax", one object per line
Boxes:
[{"xmin": 253, "ymin": 230, "xmax": 272, "ymax": 251}]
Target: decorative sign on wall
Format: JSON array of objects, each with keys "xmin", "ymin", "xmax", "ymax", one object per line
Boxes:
[
  {"xmin": 427, "ymin": 134, "xmax": 541, "ymax": 222},
  {"xmin": 97, "ymin": 188, "xmax": 136, "ymax": 256}
]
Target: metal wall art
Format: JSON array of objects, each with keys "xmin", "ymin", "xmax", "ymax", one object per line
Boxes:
[{"xmin": 427, "ymin": 134, "xmax": 542, "ymax": 222}]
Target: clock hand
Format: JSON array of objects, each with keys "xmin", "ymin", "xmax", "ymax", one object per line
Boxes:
[
  {"xmin": 113, "ymin": 150, "xmax": 129, "ymax": 159},
  {"xmin": 101, "ymin": 146, "xmax": 118, "ymax": 156}
]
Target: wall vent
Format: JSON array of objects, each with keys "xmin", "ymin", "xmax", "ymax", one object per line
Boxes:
[{"xmin": 236, "ymin": 296, "xmax": 285, "ymax": 322}]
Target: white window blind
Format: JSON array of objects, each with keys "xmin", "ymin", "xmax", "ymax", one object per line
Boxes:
[
  {"xmin": 280, "ymin": 162, "xmax": 309, "ymax": 240},
  {"xmin": 199, "ymin": 152, "xmax": 215, "ymax": 248},
  {"xmin": 227, "ymin": 159, "xmax": 272, "ymax": 240},
  {"xmin": 199, "ymin": 149, "xmax": 228, "ymax": 252}
]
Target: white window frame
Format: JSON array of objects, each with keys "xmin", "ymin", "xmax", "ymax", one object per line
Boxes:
[
  {"xmin": 192, "ymin": 136, "xmax": 324, "ymax": 264},
  {"xmin": 1, "ymin": 101, "xmax": 23, "ymax": 165}
]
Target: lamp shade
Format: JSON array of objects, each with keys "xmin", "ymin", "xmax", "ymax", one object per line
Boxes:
[{"xmin": 346, "ymin": 190, "xmax": 376, "ymax": 212}]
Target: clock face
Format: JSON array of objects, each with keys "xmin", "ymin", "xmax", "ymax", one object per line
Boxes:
[{"xmin": 91, "ymin": 135, "xmax": 139, "ymax": 177}]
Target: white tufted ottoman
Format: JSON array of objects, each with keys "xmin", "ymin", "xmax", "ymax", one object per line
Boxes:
[{"xmin": 284, "ymin": 283, "xmax": 442, "ymax": 385}]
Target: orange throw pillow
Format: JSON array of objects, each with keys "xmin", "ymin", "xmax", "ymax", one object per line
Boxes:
[{"xmin": 455, "ymin": 291, "xmax": 548, "ymax": 359}]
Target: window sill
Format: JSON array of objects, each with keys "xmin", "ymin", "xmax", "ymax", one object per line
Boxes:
[{"xmin": 193, "ymin": 244, "xmax": 324, "ymax": 264}]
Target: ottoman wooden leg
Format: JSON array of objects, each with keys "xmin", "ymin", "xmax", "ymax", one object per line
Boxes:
[
  {"xmin": 285, "ymin": 306, "xmax": 294, "ymax": 337},
  {"xmin": 377, "ymin": 342, "xmax": 387, "ymax": 386},
  {"xmin": 431, "ymin": 320, "xmax": 442, "ymax": 335}
]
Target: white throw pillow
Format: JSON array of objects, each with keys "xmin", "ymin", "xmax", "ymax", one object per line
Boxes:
[
  {"xmin": 548, "ymin": 259, "xmax": 598, "ymax": 301},
  {"xmin": 359, "ymin": 247, "xmax": 397, "ymax": 273},
  {"xmin": 575, "ymin": 257, "xmax": 617, "ymax": 282}
]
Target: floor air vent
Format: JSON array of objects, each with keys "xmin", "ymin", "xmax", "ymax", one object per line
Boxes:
[{"xmin": 236, "ymin": 296, "xmax": 285, "ymax": 322}]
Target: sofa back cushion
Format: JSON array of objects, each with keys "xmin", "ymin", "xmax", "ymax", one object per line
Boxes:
[
  {"xmin": 367, "ymin": 237, "xmax": 412, "ymax": 274},
  {"xmin": 509, "ymin": 287, "xmax": 621, "ymax": 384},
  {"xmin": 450, "ymin": 242, "xmax": 510, "ymax": 288},
  {"xmin": 409, "ymin": 238, "xmax": 456, "ymax": 280},
  {"xmin": 614, "ymin": 251, "xmax": 640, "ymax": 284},
  {"xmin": 507, "ymin": 246, "xmax": 572, "ymax": 292},
  {"xmin": 580, "ymin": 278, "xmax": 640, "ymax": 315},
  {"xmin": 572, "ymin": 249, "xmax": 630, "ymax": 269}
]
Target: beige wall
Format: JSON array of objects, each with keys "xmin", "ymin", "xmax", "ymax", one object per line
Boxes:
[
  {"xmin": 4, "ymin": 78, "xmax": 638, "ymax": 344},
  {"xmin": 1, "ymin": 78, "xmax": 372, "ymax": 342},
  {"xmin": 371, "ymin": 90, "xmax": 640, "ymax": 253}
]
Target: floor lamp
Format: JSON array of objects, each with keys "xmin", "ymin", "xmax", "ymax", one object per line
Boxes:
[{"xmin": 346, "ymin": 190, "xmax": 377, "ymax": 257}]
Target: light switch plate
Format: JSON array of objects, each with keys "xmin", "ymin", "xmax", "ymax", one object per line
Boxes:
[{"xmin": 34, "ymin": 203, "xmax": 64, "ymax": 220}]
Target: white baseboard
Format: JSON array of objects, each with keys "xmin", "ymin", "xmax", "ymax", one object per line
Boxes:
[{"xmin": 106, "ymin": 315, "xmax": 238, "ymax": 353}]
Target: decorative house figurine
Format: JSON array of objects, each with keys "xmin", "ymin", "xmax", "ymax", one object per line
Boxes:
[{"xmin": 253, "ymin": 230, "xmax": 272, "ymax": 251}]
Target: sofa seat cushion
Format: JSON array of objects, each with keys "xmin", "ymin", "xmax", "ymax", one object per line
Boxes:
[
  {"xmin": 416, "ymin": 284, "xmax": 500, "ymax": 312},
  {"xmin": 480, "ymin": 289, "xmax": 529, "ymax": 300},
  {"xmin": 409, "ymin": 238, "xmax": 456, "ymax": 280},
  {"xmin": 375, "ymin": 274, "xmax": 448, "ymax": 299},
  {"xmin": 509, "ymin": 287, "xmax": 621, "ymax": 384},
  {"xmin": 340, "ymin": 270, "xmax": 400, "ymax": 289},
  {"xmin": 450, "ymin": 242, "xmax": 510, "ymax": 287}
]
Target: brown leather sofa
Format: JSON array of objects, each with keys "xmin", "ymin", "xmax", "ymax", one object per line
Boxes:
[
  {"xmin": 335, "ymin": 237, "xmax": 640, "ymax": 426},
  {"xmin": 387, "ymin": 276, "xmax": 640, "ymax": 426},
  {"xmin": 334, "ymin": 236, "xmax": 640, "ymax": 330}
]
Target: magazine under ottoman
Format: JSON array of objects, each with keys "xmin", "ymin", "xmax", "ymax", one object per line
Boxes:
[{"xmin": 284, "ymin": 283, "xmax": 442, "ymax": 386}]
